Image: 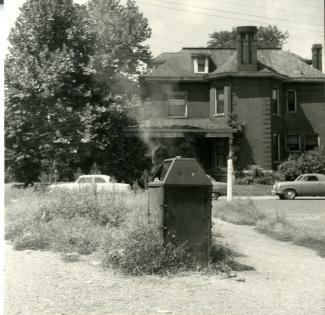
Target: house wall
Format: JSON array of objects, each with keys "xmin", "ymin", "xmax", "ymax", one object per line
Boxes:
[
  {"xmin": 231, "ymin": 78, "xmax": 273, "ymax": 170},
  {"xmin": 147, "ymin": 82, "xmax": 210, "ymax": 118},
  {"xmin": 145, "ymin": 79, "xmax": 325, "ymax": 171},
  {"xmin": 279, "ymin": 82, "xmax": 325, "ymax": 161}
]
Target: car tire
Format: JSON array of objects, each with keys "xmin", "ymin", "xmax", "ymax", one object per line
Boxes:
[
  {"xmin": 212, "ymin": 192, "xmax": 220, "ymax": 200},
  {"xmin": 283, "ymin": 189, "xmax": 296, "ymax": 200}
]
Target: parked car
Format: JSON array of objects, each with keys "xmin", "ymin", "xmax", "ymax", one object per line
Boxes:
[
  {"xmin": 272, "ymin": 173, "xmax": 325, "ymax": 200},
  {"xmin": 207, "ymin": 175, "xmax": 227, "ymax": 200},
  {"xmin": 49, "ymin": 175, "xmax": 131, "ymax": 193}
]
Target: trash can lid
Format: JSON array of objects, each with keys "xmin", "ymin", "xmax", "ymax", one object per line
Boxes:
[{"xmin": 151, "ymin": 157, "xmax": 212, "ymax": 186}]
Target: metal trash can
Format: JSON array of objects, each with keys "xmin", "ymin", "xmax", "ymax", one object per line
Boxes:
[{"xmin": 149, "ymin": 157, "xmax": 212, "ymax": 263}]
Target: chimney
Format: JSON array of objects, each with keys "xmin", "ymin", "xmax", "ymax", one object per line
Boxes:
[
  {"xmin": 236, "ymin": 26, "xmax": 258, "ymax": 72},
  {"xmin": 312, "ymin": 44, "xmax": 322, "ymax": 72}
]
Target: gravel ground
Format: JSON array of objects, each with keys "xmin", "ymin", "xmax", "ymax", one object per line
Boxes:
[{"xmin": 5, "ymin": 219, "xmax": 325, "ymax": 315}]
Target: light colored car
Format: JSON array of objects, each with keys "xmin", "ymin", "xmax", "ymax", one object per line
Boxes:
[
  {"xmin": 207, "ymin": 175, "xmax": 227, "ymax": 200},
  {"xmin": 272, "ymin": 173, "xmax": 325, "ymax": 200},
  {"xmin": 49, "ymin": 175, "xmax": 131, "ymax": 193}
]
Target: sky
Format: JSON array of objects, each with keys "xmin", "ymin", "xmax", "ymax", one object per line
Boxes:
[{"xmin": 3, "ymin": 0, "xmax": 324, "ymax": 61}]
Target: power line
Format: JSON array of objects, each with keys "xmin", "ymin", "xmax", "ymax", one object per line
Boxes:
[
  {"xmin": 181, "ymin": 0, "xmax": 323, "ymax": 19},
  {"xmin": 274, "ymin": 0, "xmax": 323, "ymax": 10},
  {"xmin": 152, "ymin": 0, "xmax": 323, "ymax": 27},
  {"xmin": 154, "ymin": 35, "xmax": 191, "ymax": 46},
  {"xmin": 138, "ymin": 0, "xmax": 324, "ymax": 34}
]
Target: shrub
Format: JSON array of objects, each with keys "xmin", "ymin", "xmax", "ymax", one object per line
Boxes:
[
  {"xmin": 278, "ymin": 148, "xmax": 325, "ymax": 180},
  {"xmin": 236, "ymin": 166, "xmax": 281, "ymax": 186}
]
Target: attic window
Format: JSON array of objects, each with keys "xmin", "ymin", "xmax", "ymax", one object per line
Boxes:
[{"xmin": 194, "ymin": 56, "xmax": 209, "ymax": 73}]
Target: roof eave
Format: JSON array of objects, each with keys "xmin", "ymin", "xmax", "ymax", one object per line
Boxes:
[
  {"xmin": 205, "ymin": 72, "xmax": 288, "ymax": 80},
  {"xmin": 146, "ymin": 76, "xmax": 208, "ymax": 82},
  {"xmin": 284, "ymin": 78, "xmax": 325, "ymax": 83}
]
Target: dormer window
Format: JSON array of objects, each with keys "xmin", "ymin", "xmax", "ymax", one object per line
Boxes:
[{"xmin": 194, "ymin": 56, "xmax": 209, "ymax": 73}]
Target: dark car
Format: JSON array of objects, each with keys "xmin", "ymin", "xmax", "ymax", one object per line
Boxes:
[{"xmin": 207, "ymin": 175, "xmax": 227, "ymax": 200}]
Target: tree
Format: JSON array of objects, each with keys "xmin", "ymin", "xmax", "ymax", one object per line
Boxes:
[
  {"xmin": 207, "ymin": 25, "xmax": 289, "ymax": 48},
  {"xmin": 82, "ymin": 0, "xmax": 152, "ymax": 183},
  {"xmin": 5, "ymin": 0, "xmax": 92, "ymax": 183},
  {"xmin": 5, "ymin": 0, "xmax": 152, "ymax": 184}
]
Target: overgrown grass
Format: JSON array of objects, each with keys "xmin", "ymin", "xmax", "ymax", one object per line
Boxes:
[
  {"xmin": 5, "ymin": 186, "xmax": 239, "ymax": 275},
  {"xmin": 214, "ymin": 199, "xmax": 325, "ymax": 257}
]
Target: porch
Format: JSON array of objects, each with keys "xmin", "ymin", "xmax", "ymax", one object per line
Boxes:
[{"xmin": 128, "ymin": 118, "xmax": 236, "ymax": 177}]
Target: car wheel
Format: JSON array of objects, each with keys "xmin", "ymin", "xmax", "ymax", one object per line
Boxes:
[
  {"xmin": 212, "ymin": 192, "xmax": 220, "ymax": 200},
  {"xmin": 284, "ymin": 189, "xmax": 296, "ymax": 200}
]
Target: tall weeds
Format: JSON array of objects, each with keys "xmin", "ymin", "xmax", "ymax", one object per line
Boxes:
[{"xmin": 5, "ymin": 187, "xmax": 238, "ymax": 275}]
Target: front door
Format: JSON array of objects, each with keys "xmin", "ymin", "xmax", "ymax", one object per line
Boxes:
[{"xmin": 214, "ymin": 138, "xmax": 229, "ymax": 167}]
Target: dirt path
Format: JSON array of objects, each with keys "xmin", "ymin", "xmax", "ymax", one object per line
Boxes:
[{"xmin": 5, "ymin": 220, "xmax": 325, "ymax": 315}]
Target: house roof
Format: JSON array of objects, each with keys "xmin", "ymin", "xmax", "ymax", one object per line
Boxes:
[{"xmin": 148, "ymin": 47, "xmax": 325, "ymax": 81}]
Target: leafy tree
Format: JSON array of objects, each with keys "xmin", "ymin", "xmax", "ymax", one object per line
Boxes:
[
  {"xmin": 5, "ymin": 0, "xmax": 92, "ymax": 183},
  {"xmin": 5, "ymin": 0, "xmax": 152, "ymax": 185},
  {"xmin": 207, "ymin": 25, "xmax": 289, "ymax": 48},
  {"xmin": 82, "ymin": 0, "xmax": 152, "ymax": 183}
]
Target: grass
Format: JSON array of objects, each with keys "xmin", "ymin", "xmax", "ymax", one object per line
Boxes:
[
  {"xmin": 214, "ymin": 199, "xmax": 325, "ymax": 257},
  {"xmin": 233, "ymin": 184, "xmax": 272, "ymax": 196},
  {"xmin": 5, "ymin": 186, "xmax": 239, "ymax": 275}
]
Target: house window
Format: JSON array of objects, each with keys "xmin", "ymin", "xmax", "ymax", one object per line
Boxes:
[
  {"xmin": 168, "ymin": 91, "xmax": 187, "ymax": 117},
  {"xmin": 285, "ymin": 135, "xmax": 300, "ymax": 152},
  {"xmin": 214, "ymin": 87, "xmax": 225, "ymax": 115},
  {"xmin": 287, "ymin": 90, "xmax": 297, "ymax": 112},
  {"xmin": 272, "ymin": 133, "xmax": 280, "ymax": 161},
  {"xmin": 305, "ymin": 135, "xmax": 319, "ymax": 151},
  {"xmin": 272, "ymin": 88, "xmax": 280, "ymax": 115},
  {"xmin": 194, "ymin": 56, "xmax": 208, "ymax": 73}
]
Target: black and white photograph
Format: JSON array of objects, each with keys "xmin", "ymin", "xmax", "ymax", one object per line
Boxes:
[{"xmin": 3, "ymin": 0, "xmax": 325, "ymax": 314}]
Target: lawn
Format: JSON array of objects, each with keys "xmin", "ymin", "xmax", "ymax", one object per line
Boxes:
[
  {"xmin": 213, "ymin": 198, "xmax": 325, "ymax": 257},
  {"xmin": 233, "ymin": 184, "xmax": 272, "ymax": 196}
]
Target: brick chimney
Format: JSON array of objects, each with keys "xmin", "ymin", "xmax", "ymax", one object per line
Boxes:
[
  {"xmin": 236, "ymin": 26, "xmax": 258, "ymax": 72},
  {"xmin": 312, "ymin": 44, "xmax": 322, "ymax": 72}
]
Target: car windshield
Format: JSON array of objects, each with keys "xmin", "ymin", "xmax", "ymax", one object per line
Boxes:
[{"xmin": 295, "ymin": 175, "xmax": 303, "ymax": 181}]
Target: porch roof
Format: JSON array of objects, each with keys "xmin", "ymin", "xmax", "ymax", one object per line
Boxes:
[{"xmin": 129, "ymin": 118, "xmax": 235, "ymax": 138}]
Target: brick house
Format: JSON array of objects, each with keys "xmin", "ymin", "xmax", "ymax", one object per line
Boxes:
[{"xmin": 130, "ymin": 26, "xmax": 325, "ymax": 173}]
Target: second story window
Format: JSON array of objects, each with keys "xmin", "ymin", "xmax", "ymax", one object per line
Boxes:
[
  {"xmin": 214, "ymin": 87, "xmax": 225, "ymax": 115},
  {"xmin": 287, "ymin": 90, "xmax": 297, "ymax": 112},
  {"xmin": 194, "ymin": 56, "xmax": 209, "ymax": 73},
  {"xmin": 167, "ymin": 91, "xmax": 187, "ymax": 117},
  {"xmin": 272, "ymin": 88, "xmax": 280, "ymax": 115}
]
